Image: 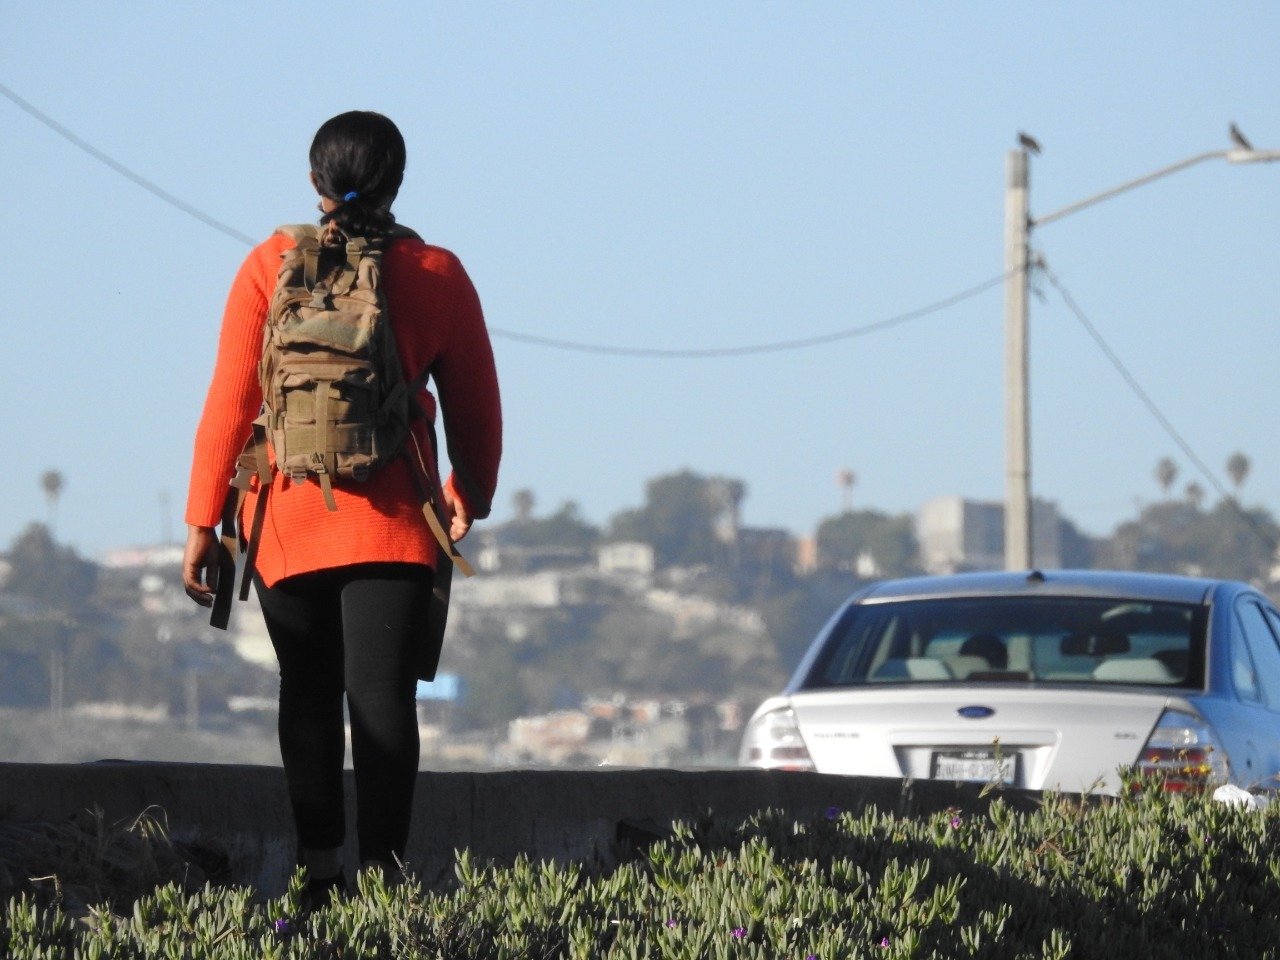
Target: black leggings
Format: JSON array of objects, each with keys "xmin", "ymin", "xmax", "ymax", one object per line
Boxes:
[{"xmin": 255, "ymin": 562, "xmax": 433, "ymax": 865}]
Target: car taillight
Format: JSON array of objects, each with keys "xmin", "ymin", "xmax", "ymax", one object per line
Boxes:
[
  {"xmin": 1134, "ymin": 709, "xmax": 1229, "ymax": 792},
  {"xmin": 740, "ymin": 706, "xmax": 815, "ymax": 772}
]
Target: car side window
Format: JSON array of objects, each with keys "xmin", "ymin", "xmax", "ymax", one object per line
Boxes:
[
  {"xmin": 1257, "ymin": 605, "xmax": 1280, "ymax": 706},
  {"xmin": 1232, "ymin": 601, "xmax": 1272, "ymax": 705},
  {"xmin": 1262, "ymin": 607, "xmax": 1280, "ymax": 654}
]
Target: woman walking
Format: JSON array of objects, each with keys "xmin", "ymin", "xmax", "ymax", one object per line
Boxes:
[{"xmin": 182, "ymin": 111, "xmax": 501, "ymax": 902}]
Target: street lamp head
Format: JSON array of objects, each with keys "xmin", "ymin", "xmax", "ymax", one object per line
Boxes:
[
  {"xmin": 1225, "ymin": 123, "xmax": 1280, "ymax": 163},
  {"xmin": 1226, "ymin": 148, "xmax": 1280, "ymax": 165}
]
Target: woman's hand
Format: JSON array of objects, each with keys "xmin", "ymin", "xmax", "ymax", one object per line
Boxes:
[
  {"xmin": 442, "ymin": 485, "xmax": 472, "ymax": 542},
  {"xmin": 182, "ymin": 525, "xmax": 221, "ymax": 607}
]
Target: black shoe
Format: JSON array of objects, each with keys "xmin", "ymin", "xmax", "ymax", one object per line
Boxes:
[{"xmin": 301, "ymin": 873, "xmax": 347, "ymax": 912}]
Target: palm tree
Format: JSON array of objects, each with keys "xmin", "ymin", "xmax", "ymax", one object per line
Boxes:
[
  {"xmin": 1184, "ymin": 481, "xmax": 1205, "ymax": 511},
  {"xmin": 512, "ymin": 489, "xmax": 535, "ymax": 522},
  {"xmin": 1226, "ymin": 452, "xmax": 1251, "ymax": 494},
  {"xmin": 1155, "ymin": 458, "xmax": 1177, "ymax": 498},
  {"xmin": 39, "ymin": 470, "xmax": 64, "ymax": 534},
  {"xmin": 837, "ymin": 468, "xmax": 857, "ymax": 513}
]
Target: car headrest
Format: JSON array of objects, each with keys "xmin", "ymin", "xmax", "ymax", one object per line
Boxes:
[
  {"xmin": 1060, "ymin": 631, "xmax": 1130, "ymax": 656},
  {"xmin": 1060, "ymin": 633, "xmax": 1091, "ymax": 656},
  {"xmin": 1095, "ymin": 630, "xmax": 1130, "ymax": 655},
  {"xmin": 1153, "ymin": 648, "xmax": 1189, "ymax": 678},
  {"xmin": 959, "ymin": 633, "xmax": 1008, "ymax": 669}
]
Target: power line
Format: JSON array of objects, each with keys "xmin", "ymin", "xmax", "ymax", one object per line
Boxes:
[
  {"xmin": 0, "ymin": 81, "xmax": 256, "ymax": 246},
  {"xmin": 1037, "ymin": 253, "xmax": 1276, "ymax": 552},
  {"xmin": 3, "ymin": 79, "xmax": 1014, "ymax": 359},
  {"xmin": 488, "ymin": 270, "xmax": 1012, "ymax": 358}
]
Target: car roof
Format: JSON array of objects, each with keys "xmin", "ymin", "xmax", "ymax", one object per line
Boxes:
[{"xmin": 857, "ymin": 569, "xmax": 1226, "ymax": 606}]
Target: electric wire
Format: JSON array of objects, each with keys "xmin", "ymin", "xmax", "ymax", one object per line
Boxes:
[
  {"xmin": 486, "ymin": 270, "xmax": 1013, "ymax": 358},
  {"xmin": 1037, "ymin": 253, "xmax": 1276, "ymax": 552},
  {"xmin": 3, "ymin": 78, "xmax": 1009, "ymax": 358},
  {"xmin": 0, "ymin": 81, "xmax": 257, "ymax": 246}
]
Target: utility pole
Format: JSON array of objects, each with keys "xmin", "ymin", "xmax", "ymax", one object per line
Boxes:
[
  {"xmin": 1000, "ymin": 128, "xmax": 1279, "ymax": 573},
  {"xmin": 1004, "ymin": 149, "xmax": 1032, "ymax": 570},
  {"xmin": 837, "ymin": 468, "xmax": 856, "ymax": 513}
]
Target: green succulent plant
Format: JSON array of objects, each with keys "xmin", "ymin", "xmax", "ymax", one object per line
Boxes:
[{"xmin": 4, "ymin": 787, "xmax": 1280, "ymax": 958}]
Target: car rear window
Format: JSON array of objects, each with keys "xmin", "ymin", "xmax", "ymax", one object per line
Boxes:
[{"xmin": 802, "ymin": 595, "xmax": 1207, "ymax": 689}]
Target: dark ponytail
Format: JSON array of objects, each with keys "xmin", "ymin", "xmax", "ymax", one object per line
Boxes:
[{"xmin": 309, "ymin": 111, "xmax": 407, "ymax": 241}]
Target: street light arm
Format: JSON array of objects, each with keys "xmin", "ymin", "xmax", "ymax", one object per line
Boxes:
[{"xmin": 1032, "ymin": 150, "xmax": 1227, "ymax": 228}]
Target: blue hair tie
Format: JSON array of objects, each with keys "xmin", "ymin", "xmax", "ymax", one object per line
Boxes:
[{"xmin": 343, "ymin": 191, "xmax": 359, "ymax": 202}]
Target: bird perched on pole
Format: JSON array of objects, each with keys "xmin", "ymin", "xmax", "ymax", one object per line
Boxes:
[
  {"xmin": 1229, "ymin": 122, "xmax": 1253, "ymax": 151},
  {"xmin": 1017, "ymin": 131, "xmax": 1042, "ymax": 155}
]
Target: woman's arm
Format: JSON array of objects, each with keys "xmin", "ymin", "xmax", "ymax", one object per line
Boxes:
[
  {"xmin": 432, "ymin": 255, "xmax": 503, "ymax": 536},
  {"xmin": 182, "ymin": 242, "xmax": 275, "ymax": 601}
]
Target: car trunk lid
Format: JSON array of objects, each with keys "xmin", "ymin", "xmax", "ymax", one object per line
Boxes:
[{"xmin": 790, "ymin": 686, "xmax": 1178, "ymax": 794}]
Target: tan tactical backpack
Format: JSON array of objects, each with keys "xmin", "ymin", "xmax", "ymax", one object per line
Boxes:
[{"xmin": 261, "ymin": 223, "xmax": 420, "ymax": 508}]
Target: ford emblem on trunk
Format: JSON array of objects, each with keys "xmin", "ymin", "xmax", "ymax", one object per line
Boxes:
[{"xmin": 957, "ymin": 705, "xmax": 995, "ymax": 719}]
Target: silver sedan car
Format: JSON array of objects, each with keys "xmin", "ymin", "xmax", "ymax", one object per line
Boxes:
[{"xmin": 740, "ymin": 570, "xmax": 1280, "ymax": 794}]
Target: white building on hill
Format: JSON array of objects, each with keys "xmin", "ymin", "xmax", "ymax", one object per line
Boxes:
[{"xmin": 917, "ymin": 496, "xmax": 1062, "ymax": 574}]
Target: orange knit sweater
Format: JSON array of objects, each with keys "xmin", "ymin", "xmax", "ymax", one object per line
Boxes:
[{"xmin": 185, "ymin": 231, "xmax": 502, "ymax": 588}]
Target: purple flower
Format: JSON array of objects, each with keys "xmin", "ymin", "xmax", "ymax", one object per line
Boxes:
[
  {"xmin": 273, "ymin": 917, "xmax": 291, "ymax": 934},
  {"xmin": 665, "ymin": 919, "xmax": 678, "ymax": 928},
  {"xmin": 879, "ymin": 937, "xmax": 890, "ymax": 948},
  {"xmin": 732, "ymin": 926, "xmax": 746, "ymax": 939},
  {"xmin": 806, "ymin": 955, "xmax": 819, "ymax": 960},
  {"xmin": 824, "ymin": 806, "xmax": 840, "ymax": 820},
  {"xmin": 949, "ymin": 815, "xmax": 962, "ymax": 829}
]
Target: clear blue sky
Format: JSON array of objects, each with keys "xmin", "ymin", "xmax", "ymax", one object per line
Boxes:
[{"xmin": 4, "ymin": 3, "xmax": 1279, "ymax": 556}]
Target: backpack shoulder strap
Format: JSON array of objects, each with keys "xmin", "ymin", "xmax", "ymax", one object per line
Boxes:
[{"xmin": 273, "ymin": 225, "xmax": 324, "ymax": 289}]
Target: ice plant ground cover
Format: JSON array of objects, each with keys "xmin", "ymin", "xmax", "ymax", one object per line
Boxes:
[{"xmin": 3, "ymin": 783, "xmax": 1280, "ymax": 959}]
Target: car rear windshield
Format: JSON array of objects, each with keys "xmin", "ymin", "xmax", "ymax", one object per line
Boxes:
[{"xmin": 802, "ymin": 595, "xmax": 1207, "ymax": 689}]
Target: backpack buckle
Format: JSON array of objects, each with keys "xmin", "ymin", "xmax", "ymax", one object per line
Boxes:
[{"xmin": 230, "ymin": 465, "xmax": 255, "ymax": 492}]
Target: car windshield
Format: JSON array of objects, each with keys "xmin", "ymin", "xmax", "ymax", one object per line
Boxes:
[{"xmin": 803, "ymin": 595, "xmax": 1207, "ymax": 689}]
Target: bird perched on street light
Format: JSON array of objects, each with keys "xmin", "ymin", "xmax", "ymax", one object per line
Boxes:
[
  {"xmin": 1018, "ymin": 131, "xmax": 1042, "ymax": 155},
  {"xmin": 1229, "ymin": 122, "xmax": 1253, "ymax": 151}
]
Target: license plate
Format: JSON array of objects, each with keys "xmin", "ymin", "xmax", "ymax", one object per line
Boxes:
[{"xmin": 931, "ymin": 750, "xmax": 1017, "ymax": 784}]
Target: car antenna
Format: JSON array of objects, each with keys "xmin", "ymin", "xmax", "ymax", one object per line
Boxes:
[{"xmin": 1027, "ymin": 569, "xmax": 1046, "ymax": 583}]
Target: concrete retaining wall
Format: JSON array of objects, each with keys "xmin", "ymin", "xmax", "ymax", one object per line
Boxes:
[{"xmin": 0, "ymin": 762, "xmax": 1046, "ymax": 896}]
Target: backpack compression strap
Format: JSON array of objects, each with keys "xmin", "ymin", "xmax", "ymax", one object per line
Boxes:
[
  {"xmin": 208, "ymin": 486, "xmax": 243, "ymax": 630},
  {"xmin": 208, "ymin": 421, "xmax": 268, "ymax": 628},
  {"xmin": 310, "ymin": 380, "xmax": 339, "ymax": 512},
  {"xmin": 405, "ymin": 413, "xmax": 474, "ymax": 681},
  {"xmin": 237, "ymin": 417, "xmax": 274, "ymax": 602},
  {"xmin": 407, "ymin": 430, "xmax": 476, "ymax": 578},
  {"xmin": 400, "ymin": 366, "xmax": 476, "ymax": 578}
]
